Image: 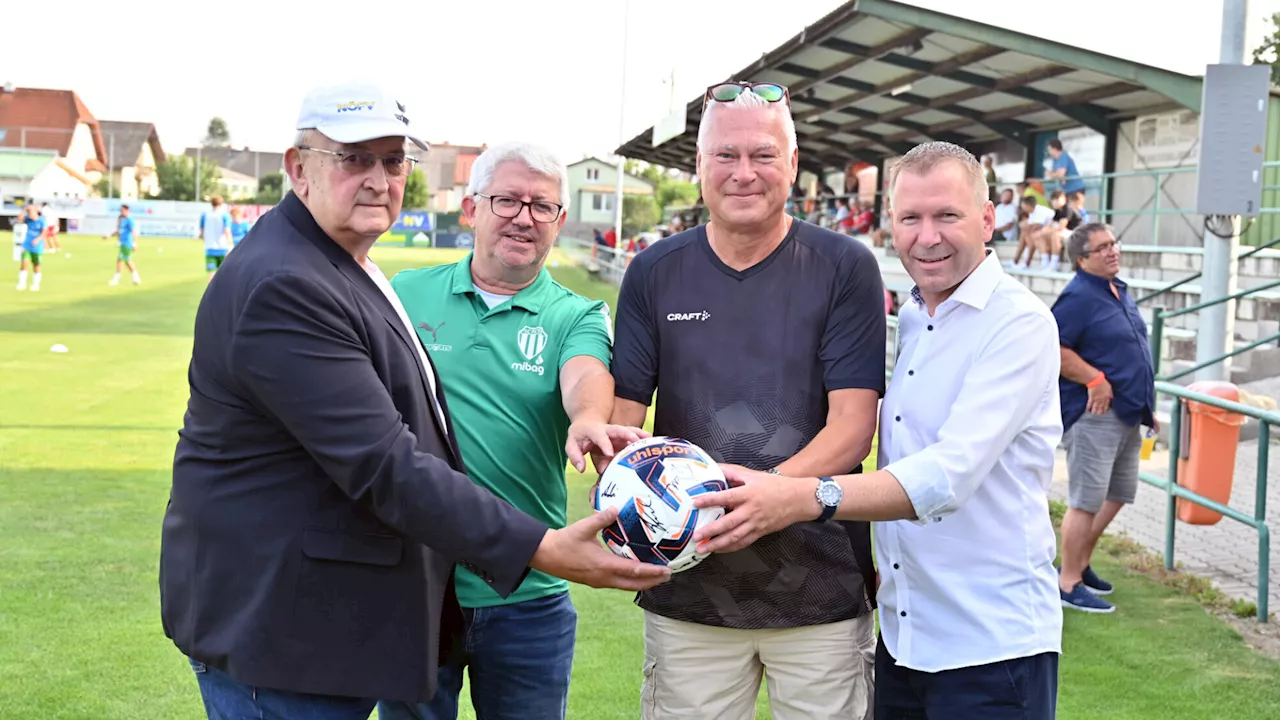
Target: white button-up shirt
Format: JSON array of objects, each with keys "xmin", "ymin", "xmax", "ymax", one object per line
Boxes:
[{"xmin": 875, "ymin": 250, "xmax": 1063, "ymax": 673}]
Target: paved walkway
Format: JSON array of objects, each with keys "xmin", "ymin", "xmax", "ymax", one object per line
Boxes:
[{"xmin": 1049, "ymin": 438, "xmax": 1280, "ymax": 615}]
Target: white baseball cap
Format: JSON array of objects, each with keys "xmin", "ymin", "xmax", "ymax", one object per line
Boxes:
[{"xmin": 295, "ymin": 82, "xmax": 429, "ymax": 152}]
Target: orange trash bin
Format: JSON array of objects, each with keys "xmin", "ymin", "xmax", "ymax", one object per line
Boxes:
[{"xmin": 1176, "ymin": 381, "xmax": 1248, "ymax": 526}]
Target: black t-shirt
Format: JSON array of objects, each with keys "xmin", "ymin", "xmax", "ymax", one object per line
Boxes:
[
  {"xmin": 612, "ymin": 219, "xmax": 886, "ymax": 629},
  {"xmin": 1053, "ymin": 205, "xmax": 1082, "ymax": 230}
]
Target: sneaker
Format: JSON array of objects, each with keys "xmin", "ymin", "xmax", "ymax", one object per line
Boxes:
[
  {"xmin": 1061, "ymin": 583, "xmax": 1115, "ymax": 613},
  {"xmin": 108, "ymin": 276, "xmax": 119, "ymax": 286},
  {"xmin": 1082, "ymin": 565, "xmax": 1113, "ymax": 595}
]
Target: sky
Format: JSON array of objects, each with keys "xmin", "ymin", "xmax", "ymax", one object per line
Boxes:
[{"xmin": 7, "ymin": 0, "xmax": 1280, "ymax": 165}]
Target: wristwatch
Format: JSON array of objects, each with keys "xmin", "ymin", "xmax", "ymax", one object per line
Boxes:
[
  {"xmin": 766, "ymin": 467, "xmax": 782, "ymax": 476},
  {"xmin": 814, "ymin": 476, "xmax": 842, "ymax": 522}
]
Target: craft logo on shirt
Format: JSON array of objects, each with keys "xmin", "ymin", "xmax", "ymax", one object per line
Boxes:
[
  {"xmin": 337, "ymin": 100, "xmax": 374, "ymax": 113},
  {"xmin": 666, "ymin": 310, "xmax": 710, "ymax": 322},
  {"xmin": 512, "ymin": 326, "xmax": 548, "ymax": 376},
  {"xmin": 417, "ymin": 321, "xmax": 452, "ymax": 352}
]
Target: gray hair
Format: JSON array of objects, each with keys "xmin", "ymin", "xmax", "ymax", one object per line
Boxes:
[
  {"xmin": 466, "ymin": 141, "xmax": 570, "ymax": 211},
  {"xmin": 696, "ymin": 88, "xmax": 798, "ymax": 154},
  {"xmin": 888, "ymin": 141, "xmax": 988, "ymax": 207},
  {"xmin": 293, "ymin": 129, "xmax": 310, "ymax": 147},
  {"xmin": 1067, "ymin": 222, "xmax": 1112, "ymax": 270}
]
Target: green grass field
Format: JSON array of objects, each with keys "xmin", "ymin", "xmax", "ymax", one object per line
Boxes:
[{"xmin": 2, "ymin": 234, "xmax": 1279, "ymax": 718}]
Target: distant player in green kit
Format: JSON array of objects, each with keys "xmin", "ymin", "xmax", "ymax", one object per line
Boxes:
[
  {"xmin": 106, "ymin": 204, "xmax": 141, "ymax": 286},
  {"xmin": 16, "ymin": 204, "xmax": 45, "ymax": 292}
]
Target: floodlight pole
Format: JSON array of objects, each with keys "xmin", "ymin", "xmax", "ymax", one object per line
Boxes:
[
  {"xmin": 614, "ymin": 0, "xmax": 630, "ymax": 246},
  {"xmin": 1196, "ymin": 0, "xmax": 1248, "ymax": 382}
]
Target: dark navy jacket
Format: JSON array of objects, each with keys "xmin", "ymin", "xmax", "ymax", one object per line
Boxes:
[{"xmin": 160, "ymin": 192, "xmax": 547, "ymax": 703}]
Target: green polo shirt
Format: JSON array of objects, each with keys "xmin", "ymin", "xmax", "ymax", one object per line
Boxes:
[{"xmin": 390, "ymin": 253, "xmax": 613, "ymax": 608}]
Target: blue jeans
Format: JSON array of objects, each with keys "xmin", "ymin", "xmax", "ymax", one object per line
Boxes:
[
  {"xmin": 377, "ymin": 591, "xmax": 578, "ymax": 720},
  {"xmin": 874, "ymin": 635, "xmax": 1059, "ymax": 719},
  {"xmin": 188, "ymin": 657, "xmax": 376, "ymax": 720}
]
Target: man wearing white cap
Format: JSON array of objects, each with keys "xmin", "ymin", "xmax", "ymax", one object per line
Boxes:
[{"xmin": 159, "ymin": 82, "xmax": 669, "ymax": 719}]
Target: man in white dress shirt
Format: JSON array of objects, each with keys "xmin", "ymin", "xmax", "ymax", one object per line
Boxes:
[{"xmin": 691, "ymin": 140, "xmax": 1064, "ymax": 718}]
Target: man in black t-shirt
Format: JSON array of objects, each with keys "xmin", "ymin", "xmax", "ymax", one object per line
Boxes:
[
  {"xmin": 1036, "ymin": 189, "xmax": 1081, "ymax": 272},
  {"xmin": 610, "ymin": 82, "xmax": 886, "ymax": 720}
]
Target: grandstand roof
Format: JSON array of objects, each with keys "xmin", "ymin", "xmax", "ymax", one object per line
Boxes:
[{"xmin": 616, "ymin": 0, "xmax": 1209, "ymax": 175}]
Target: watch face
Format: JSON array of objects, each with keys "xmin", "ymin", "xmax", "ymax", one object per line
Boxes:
[{"xmin": 818, "ymin": 482, "xmax": 842, "ymax": 505}]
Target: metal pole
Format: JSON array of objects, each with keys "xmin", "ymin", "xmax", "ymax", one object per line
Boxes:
[
  {"xmin": 1151, "ymin": 308, "xmax": 1166, "ymax": 377},
  {"xmin": 1257, "ymin": 422, "xmax": 1271, "ymax": 622},
  {"xmin": 1165, "ymin": 397, "xmax": 1182, "ymax": 570},
  {"xmin": 614, "ymin": 0, "xmax": 630, "ymax": 244},
  {"xmin": 1197, "ymin": 0, "xmax": 1249, "ymax": 381},
  {"xmin": 108, "ymin": 134, "xmax": 114, "ymax": 199},
  {"xmin": 196, "ymin": 147, "xmax": 202, "ymax": 201}
]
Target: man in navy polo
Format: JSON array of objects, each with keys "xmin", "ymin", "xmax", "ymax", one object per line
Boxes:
[{"xmin": 1051, "ymin": 223, "xmax": 1156, "ymax": 613}]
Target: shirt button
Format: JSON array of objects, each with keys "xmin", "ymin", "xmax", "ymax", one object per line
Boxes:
[
  {"xmin": 927, "ymin": 325, "xmax": 934, "ymax": 331},
  {"xmin": 895, "ymin": 415, "xmax": 901, "ymax": 422},
  {"xmin": 908, "ymin": 370, "xmax": 914, "ymax": 376},
  {"xmin": 900, "ymin": 611, "xmax": 907, "ymax": 617},
  {"xmin": 893, "ymin": 563, "xmax": 900, "ymax": 569}
]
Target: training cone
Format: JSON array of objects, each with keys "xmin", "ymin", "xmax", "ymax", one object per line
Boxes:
[{"xmin": 50, "ymin": 344, "xmax": 69, "ymax": 353}]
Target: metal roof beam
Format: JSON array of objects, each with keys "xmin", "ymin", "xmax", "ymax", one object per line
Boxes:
[
  {"xmin": 852, "ymin": 0, "xmax": 1203, "ymax": 110},
  {"xmin": 790, "ymin": 27, "xmax": 935, "ymax": 96}
]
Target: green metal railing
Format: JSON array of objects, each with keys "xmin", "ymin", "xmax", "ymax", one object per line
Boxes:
[
  {"xmin": 1135, "ymin": 235, "xmax": 1280, "ymax": 306},
  {"xmin": 1139, "ymin": 381, "xmax": 1276, "ymax": 622}
]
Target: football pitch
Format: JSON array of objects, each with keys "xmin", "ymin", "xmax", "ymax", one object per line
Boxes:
[{"xmin": 2, "ymin": 234, "xmax": 1279, "ymax": 719}]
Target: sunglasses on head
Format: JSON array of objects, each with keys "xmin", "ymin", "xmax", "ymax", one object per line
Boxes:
[{"xmin": 703, "ymin": 82, "xmax": 790, "ymax": 109}]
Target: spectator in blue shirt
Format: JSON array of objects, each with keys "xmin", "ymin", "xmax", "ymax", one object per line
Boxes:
[
  {"xmin": 1051, "ymin": 223, "xmax": 1156, "ymax": 614},
  {"xmin": 229, "ymin": 206, "xmax": 252, "ymax": 247},
  {"xmin": 1047, "ymin": 139, "xmax": 1087, "ymax": 195}
]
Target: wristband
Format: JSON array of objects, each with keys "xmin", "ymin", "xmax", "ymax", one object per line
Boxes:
[{"xmin": 1086, "ymin": 372, "xmax": 1106, "ymax": 389}]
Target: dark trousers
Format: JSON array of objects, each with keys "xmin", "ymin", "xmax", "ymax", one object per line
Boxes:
[
  {"xmin": 190, "ymin": 657, "xmax": 376, "ymax": 719},
  {"xmin": 874, "ymin": 635, "xmax": 1059, "ymax": 719},
  {"xmin": 377, "ymin": 590, "xmax": 578, "ymax": 720}
]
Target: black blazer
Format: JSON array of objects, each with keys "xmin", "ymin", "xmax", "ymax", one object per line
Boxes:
[{"xmin": 160, "ymin": 192, "xmax": 548, "ymax": 703}]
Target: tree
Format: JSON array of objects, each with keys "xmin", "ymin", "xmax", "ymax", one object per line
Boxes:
[
  {"xmin": 625, "ymin": 160, "xmax": 699, "ymax": 212},
  {"xmin": 254, "ymin": 172, "xmax": 285, "ymax": 205},
  {"xmin": 93, "ymin": 176, "xmax": 122, "ymax": 199},
  {"xmin": 1253, "ymin": 12, "xmax": 1280, "ymax": 84},
  {"xmin": 204, "ymin": 117, "xmax": 231, "ymax": 148},
  {"xmin": 155, "ymin": 155, "xmax": 223, "ymax": 202},
  {"xmin": 621, "ymin": 194, "xmax": 660, "ymax": 238},
  {"xmin": 403, "ymin": 167, "xmax": 429, "ymax": 210}
]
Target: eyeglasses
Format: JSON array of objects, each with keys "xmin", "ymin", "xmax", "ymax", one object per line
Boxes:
[
  {"xmin": 703, "ymin": 82, "xmax": 790, "ymax": 109},
  {"xmin": 474, "ymin": 193, "xmax": 563, "ymax": 224},
  {"xmin": 297, "ymin": 146, "xmax": 419, "ymax": 177},
  {"xmin": 1085, "ymin": 239, "xmax": 1121, "ymax": 255}
]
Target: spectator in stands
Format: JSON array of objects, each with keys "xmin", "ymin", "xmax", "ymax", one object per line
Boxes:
[
  {"xmin": 1052, "ymin": 223, "xmax": 1156, "ymax": 614},
  {"xmin": 852, "ymin": 201, "xmax": 875, "ymax": 235},
  {"xmin": 982, "ymin": 155, "xmax": 998, "ymax": 203},
  {"xmin": 1017, "ymin": 179, "xmax": 1047, "ymax": 208},
  {"xmin": 991, "ymin": 188, "xmax": 1018, "ymax": 244},
  {"xmin": 610, "ymin": 81, "xmax": 885, "ymax": 720},
  {"xmin": 1037, "ymin": 189, "xmax": 1081, "ymax": 272},
  {"xmin": 1070, "ymin": 189, "xmax": 1090, "ymax": 224},
  {"xmin": 1013, "ymin": 195, "xmax": 1054, "ymax": 269},
  {"xmin": 1047, "ymin": 139, "xmax": 1087, "ymax": 197}
]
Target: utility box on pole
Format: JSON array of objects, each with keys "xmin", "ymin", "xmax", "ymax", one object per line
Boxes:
[{"xmin": 1195, "ymin": 64, "xmax": 1271, "ymax": 217}]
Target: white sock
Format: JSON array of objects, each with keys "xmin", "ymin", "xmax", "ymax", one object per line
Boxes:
[
  {"xmin": 111, "ymin": 273, "xmax": 120, "ymax": 281},
  {"xmin": 31, "ymin": 271, "xmax": 41, "ymax": 289},
  {"xmin": 132, "ymin": 271, "xmax": 140, "ymax": 281},
  {"xmin": 17, "ymin": 269, "xmax": 27, "ymax": 287}
]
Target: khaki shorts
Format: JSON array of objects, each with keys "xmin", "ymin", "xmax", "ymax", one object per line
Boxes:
[{"xmin": 641, "ymin": 610, "xmax": 875, "ymax": 720}]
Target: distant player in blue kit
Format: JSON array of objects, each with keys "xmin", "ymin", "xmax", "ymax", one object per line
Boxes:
[
  {"xmin": 229, "ymin": 206, "xmax": 252, "ymax": 247},
  {"xmin": 16, "ymin": 204, "xmax": 45, "ymax": 292},
  {"xmin": 106, "ymin": 204, "xmax": 142, "ymax": 286},
  {"xmin": 198, "ymin": 195, "xmax": 233, "ymax": 279}
]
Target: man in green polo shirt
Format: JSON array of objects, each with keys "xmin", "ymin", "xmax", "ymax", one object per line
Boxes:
[{"xmin": 377, "ymin": 142, "xmax": 645, "ymax": 720}]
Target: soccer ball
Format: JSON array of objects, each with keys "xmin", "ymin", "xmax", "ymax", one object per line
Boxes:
[{"xmin": 593, "ymin": 436, "xmax": 729, "ymax": 573}]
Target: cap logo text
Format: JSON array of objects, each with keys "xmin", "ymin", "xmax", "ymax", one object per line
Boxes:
[{"xmin": 337, "ymin": 101, "xmax": 375, "ymax": 113}]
